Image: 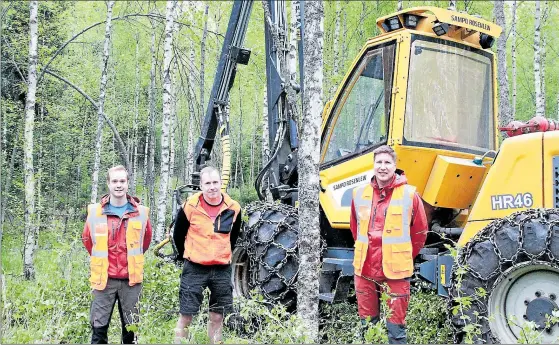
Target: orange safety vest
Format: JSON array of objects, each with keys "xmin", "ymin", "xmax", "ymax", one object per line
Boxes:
[
  {"xmin": 183, "ymin": 192, "xmax": 241, "ymax": 265},
  {"xmin": 353, "ymin": 183, "xmax": 416, "ymax": 279},
  {"xmin": 86, "ymin": 203, "xmax": 149, "ymax": 290}
]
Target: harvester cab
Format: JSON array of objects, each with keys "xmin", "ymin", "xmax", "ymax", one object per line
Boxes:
[{"xmin": 156, "ymin": 3, "xmax": 559, "ymax": 343}]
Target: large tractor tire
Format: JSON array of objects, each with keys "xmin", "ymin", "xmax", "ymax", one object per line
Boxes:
[
  {"xmin": 449, "ymin": 209, "xmax": 559, "ymax": 343},
  {"xmin": 231, "ymin": 202, "xmax": 299, "ymax": 309}
]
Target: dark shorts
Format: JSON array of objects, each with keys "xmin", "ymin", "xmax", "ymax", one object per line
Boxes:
[{"xmin": 179, "ymin": 260, "xmax": 233, "ymax": 316}]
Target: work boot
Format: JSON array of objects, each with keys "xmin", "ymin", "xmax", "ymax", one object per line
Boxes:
[
  {"xmin": 91, "ymin": 325, "xmax": 109, "ymax": 344},
  {"xmin": 121, "ymin": 326, "xmax": 136, "ymax": 344},
  {"xmin": 359, "ymin": 316, "xmax": 380, "ymax": 341},
  {"xmin": 386, "ymin": 321, "xmax": 406, "ymax": 344}
]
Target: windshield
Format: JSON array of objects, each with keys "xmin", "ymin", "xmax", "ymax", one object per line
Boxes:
[{"xmin": 404, "ymin": 37, "xmax": 494, "ymax": 152}]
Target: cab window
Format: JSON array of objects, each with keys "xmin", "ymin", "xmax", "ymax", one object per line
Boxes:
[{"xmin": 321, "ymin": 43, "xmax": 395, "ymax": 165}]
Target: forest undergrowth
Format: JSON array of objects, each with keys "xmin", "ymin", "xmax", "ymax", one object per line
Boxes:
[{"xmin": 1, "ymin": 218, "xmax": 451, "ymax": 344}]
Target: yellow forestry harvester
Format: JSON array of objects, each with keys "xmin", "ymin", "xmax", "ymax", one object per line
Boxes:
[{"xmin": 156, "ymin": 3, "xmax": 559, "ymax": 343}]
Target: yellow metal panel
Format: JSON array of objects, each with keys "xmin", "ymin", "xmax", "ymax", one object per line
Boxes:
[
  {"xmin": 319, "ymin": 152, "xmax": 375, "ymax": 229},
  {"xmin": 422, "ymin": 156, "xmax": 486, "ymax": 209},
  {"xmin": 459, "ymin": 133, "xmax": 544, "ymax": 246},
  {"xmin": 543, "ymin": 131, "xmax": 559, "ymax": 208},
  {"xmin": 394, "ymin": 145, "xmax": 484, "ymax": 196}
]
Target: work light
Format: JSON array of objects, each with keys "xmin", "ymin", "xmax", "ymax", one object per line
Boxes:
[{"xmin": 432, "ymin": 22, "xmax": 449, "ymax": 36}]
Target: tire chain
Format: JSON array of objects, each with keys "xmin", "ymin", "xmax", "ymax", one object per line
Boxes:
[
  {"xmin": 449, "ymin": 208, "xmax": 559, "ymax": 343},
  {"xmin": 239, "ymin": 202, "xmax": 301, "ymax": 304}
]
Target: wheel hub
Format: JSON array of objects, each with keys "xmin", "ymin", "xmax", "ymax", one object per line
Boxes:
[
  {"xmin": 488, "ymin": 262, "xmax": 559, "ymax": 343},
  {"xmin": 526, "ymin": 297, "xmax": 558, "ymax": 330}
]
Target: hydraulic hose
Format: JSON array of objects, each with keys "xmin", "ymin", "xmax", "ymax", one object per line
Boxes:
[{"xmin": 432, "ymin": 222, "xmax": 463, "ymax": 237}]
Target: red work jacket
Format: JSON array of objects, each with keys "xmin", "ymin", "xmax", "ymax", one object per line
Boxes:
[{"xmin": 350, "ymin": 173, "xmax": 428, "ymax": 279}]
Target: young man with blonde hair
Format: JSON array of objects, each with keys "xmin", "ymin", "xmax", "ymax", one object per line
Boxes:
[
  {"xmin": 351, "ymin": 145, "xmax": 428, "ymax": 344},
  {"xmin": 83, "ymin": 165, "xmax": 152, "ymax": 343}
]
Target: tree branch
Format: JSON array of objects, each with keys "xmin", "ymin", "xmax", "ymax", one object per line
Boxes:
[
  {"xmin": 44, "ymin": 69, "xmax": 131, "ymax": 172},
  {"xmin": 37, "ymin": 12, "xmax": 224, "ymax": 84}
]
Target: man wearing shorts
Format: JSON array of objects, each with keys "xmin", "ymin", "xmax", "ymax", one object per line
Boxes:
[{"xmin": 173, "ymin": 166, "xmax": 242, "ymax": 344}]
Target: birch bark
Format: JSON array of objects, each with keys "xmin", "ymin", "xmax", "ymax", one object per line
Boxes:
[
  {"xmin": 297, "ymin": 0, "xmax": 323, "ymax": 341},
  {"xmin": 23, "ymin": 0, "xmax": 39, "ymax": 280},
  {"xmin": 155, "ymin": 0, "xmax": 177, "ymax": 243},
  {"xmin": 90, "ymin": 0, "xmax": 115, "ymax": 203}
]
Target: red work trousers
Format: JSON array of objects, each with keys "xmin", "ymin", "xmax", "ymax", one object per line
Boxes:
[{"xmin": 354, "ymin": 274, "xmax": 410, "ymax": 325}]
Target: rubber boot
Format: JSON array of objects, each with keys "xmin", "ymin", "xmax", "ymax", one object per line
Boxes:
[
  {"xmin": 386, "ymin": 321, "xmax": 406, "ymax": 344},
  {"xmin": 91, "ymin": 325, "xmax": 109, "ymax": 344}
]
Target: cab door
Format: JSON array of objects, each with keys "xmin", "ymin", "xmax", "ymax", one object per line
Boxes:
[{"xmin": 319, "ymin": 40, "xmax": 396, "ymax": 228}]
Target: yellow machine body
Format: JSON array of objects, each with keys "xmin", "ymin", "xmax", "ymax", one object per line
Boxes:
[
  {"xmin": 319, "ymin": 7, "xmax": 499, "ymax": 231},
  {"xmin": 317, "ymin": 6, "xmax": 557, "ymax": 249}
]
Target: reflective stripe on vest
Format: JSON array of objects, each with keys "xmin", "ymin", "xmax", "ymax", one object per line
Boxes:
[
  {"xmin": 86, "ymin": 203, "xmax": 149, "ymax": 290},
  {"xmin": 183, "ymin": 192, "xmax": 241, "ymax": 265},
  {"xmin": 353, "ymin": 183, "xmax": 416, "ymax": 279}
]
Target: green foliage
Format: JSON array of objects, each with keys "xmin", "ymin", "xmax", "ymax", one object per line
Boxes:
[{"xmin": 227, "ymin": 184, "xmax": 260, "ymax": 207}]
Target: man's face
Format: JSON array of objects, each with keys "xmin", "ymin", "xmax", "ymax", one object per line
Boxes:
[
  {"xmin": 200, "ymin": 171, "xmax": 222, "ymax": 201},
  {"xmin": 374, "ymin": 152, "xmax": 396, "ymax": 186},
  {"xmin": 107, "ymin": 169, "xmax": 128, "ymax": 199}
]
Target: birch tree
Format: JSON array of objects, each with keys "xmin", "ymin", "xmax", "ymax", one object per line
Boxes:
[
  {"xmin": 494, "ymin": 0, "xmax": 511, "ymax": 126},
  {"xmin": 330, "ymin": 0, "xmax": 341, "ymax": 97},
  {"xmin": 23, "ymin": 0, "xmax": 38, "ymax": 280},
  {"xmin": 147, "ymin": 20, "xmax": 157, "ymax": 219},
  {"xmin": 397, "ymin": 0, "xmax": 403, "ymax": 11},
  {"xmin": 155, "ymin": 0, "xmax": 177, "ymax": 243},
  {"xmin": 448, "ymin": 0, "xmax": 457, "ymax": 11},
  {"xmin": 261, "ymin": 90, "xmax": 271, "ymax": 201},
  {"xmin": 200, "ymin": 3, "xmax": 209, "ymax": 118},
  {"xmin": 298, "ymin": 0, "xmax": 323, "ymax": 341},
  {"xmin": 90, "ymin": 0, "xmax": 115, "ymax": 203},
  {"xmin": 510, "ymin": 0, "xmax": 518, "ymax": 120},
  {"xmin": 534, "ymin": 0, "xmax": 545, "ymax": 117},
  {"xmin": 130, "ymin": 33, "xmax": 140, "ymax": 196},
  {"xmin": 186, "ymin": 23, "xmax": 196, "ymax": 185}
]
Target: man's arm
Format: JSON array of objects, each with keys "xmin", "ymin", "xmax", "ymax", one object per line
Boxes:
[
  {"xmin": 143, "ymin": 220, "xmax": 153, "ymax": 252},
  {"xmin": 349, "ymin": 199, "xmax": 357, "ymax": 242},
  {"xmin": 410, "ymin": 193, "xmax": 428, "ymax": 259},
  {"xmin": 230, "ymin": 209, "xmax": 242, "ymax": 250},
  {"xmin": 82, "ymin": 223, "xmax": 93, "ymax": 255},
  {"xmin": 173, "ymin": 207, "xmax": 189, "ymax": 258}
]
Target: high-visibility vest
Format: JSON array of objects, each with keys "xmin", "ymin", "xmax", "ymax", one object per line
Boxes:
[
  {"xmin": 183, "ymin": 192, "xmax": 241, "ymax": 265},
  {"xmin": 86, "ymin": 203, "xmax": 149, "ymax": 290},
  {"xmin": 353, "ymin": 183, "xmax": 416, "ymax": 279}
]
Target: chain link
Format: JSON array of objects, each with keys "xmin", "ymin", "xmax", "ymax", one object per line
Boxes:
[
  {"xmin": 239, "ymin": 202, "xmax": 300, "ymax": 303},
  {"xmin": 449, "ymin": 208, "xmax": 559, "ymax": 342}
]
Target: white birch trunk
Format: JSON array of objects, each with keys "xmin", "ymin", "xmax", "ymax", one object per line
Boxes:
[
  {"xmin": 494, "ymin": 0, "xmax": 511, "ymax": 126},
  {"xmin": 148, "ymin": 22, "xmax": 157, "ymax": 220},
  {"xmin": 541, "ymin": 37, "xmax": 546, "ymax": 105},
  {"xmin": 449, "ymin": 0, "xmax": 457, "ymax": 11},
  {"xmin": 330, "ymin": 0, "xmax": 341, "ymax": 97},
  {"xmin": 186, "ymin": 44, "xmax": 196, "ymax": 185},
  {"xmin": 261, "ymin": 90, "xmax": 271, "ymax": 201},
  {"xmin": 131, "ymin": 33, "xmax": 140, "ymax": 196},
  {"xmin": 23, "ymin": 0, "xmax": 39, "ymax": 280},
  {"xmin": 200, "ymin": 3, "xmax": 209, "ymax": 118},
  {"xmin": 397, "ymin": 0, "xmax": 403, "ymax": 11},
  {"xmin": 297, "ymin": 1, "xmax": 323, "ymax": 341},
  {"xmin": 288, "ymin": 0, "xmax": 299, "ymax": 84},
  {"xmin": 155, "ymin": 0, "xmax": 177, "ymax": 243},
  {"xmin": 90, "ymin": 0, "xmax": 115, "ymax": 203},
  {"xmin": 511, "ymin": 0, "xmax": 517, "ymax": 119},
  {"xmin": 534, "ymin": 0, "xmax": 545, "ymax": 117}
]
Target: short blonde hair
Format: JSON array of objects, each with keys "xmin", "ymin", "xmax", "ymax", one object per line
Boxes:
[
  {"xmin": 199, "ymin": 166, "xmax": 220, "ymax": 184},
  {"xmin": 373, "ymin": 145, "xmax": 396, "ymax": 162},
  {"xmin": 106, "ymin": 165, "xmax": 128, "ymax": 182}
]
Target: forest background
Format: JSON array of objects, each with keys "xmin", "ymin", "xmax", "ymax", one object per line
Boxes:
[{"xmin": 1, "ymin": 0, "xmax": 558, "ymax": 343}]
